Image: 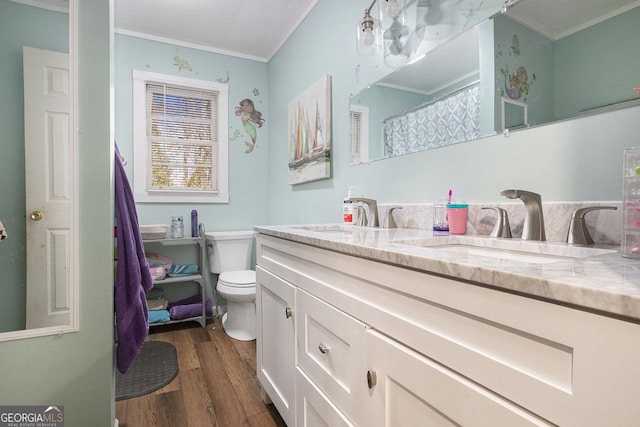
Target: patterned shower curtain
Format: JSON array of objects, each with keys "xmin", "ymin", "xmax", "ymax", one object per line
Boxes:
[{"xmin": 383, "ymin": 84, "xmax": 480, "ymax": 157}]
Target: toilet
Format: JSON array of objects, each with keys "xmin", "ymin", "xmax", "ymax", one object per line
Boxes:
[{"xmin": 205, "ymin": 230, "xmax": 257, "ymax": 341}]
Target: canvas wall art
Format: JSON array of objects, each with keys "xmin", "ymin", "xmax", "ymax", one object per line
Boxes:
[{"xmin": 288, "ymin": 75, "xmax": 332, "ymax": 185}]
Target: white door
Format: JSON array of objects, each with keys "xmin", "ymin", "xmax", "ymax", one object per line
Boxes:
[{"xmin": 23, "ymin": 46, "xmax": 70, "ymax": 329}]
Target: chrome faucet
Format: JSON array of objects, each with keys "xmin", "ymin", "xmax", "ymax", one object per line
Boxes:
[
  {"xmin": 384, "ymin": 206, "xmax": 403, "ymax": 228},
  {"xmin": 349, "ymin": 197, "xmax": 379, "ymax": 227},
  {"xmin": 566, "ymin": 206, "xmax": 617, "ymax": 245},
  {"xmin": 500, "ymin": 189, "xmax": 546, "ymax": 241},
  {"xmin": 482, "ymin": 207, "xmax": 512, "ymax": 238}
]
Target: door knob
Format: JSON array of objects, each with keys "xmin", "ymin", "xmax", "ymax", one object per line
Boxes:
[
  {"xmin": 30, "ymin": 210, "xmax": 44, "ymax": 221},
  {"xmin": 285, "ymin": 306, "xmax": 293, "ymax": 318},
  {"xmin": 318, "ymin": 344, "xmax": 330, "ymax": 354}
]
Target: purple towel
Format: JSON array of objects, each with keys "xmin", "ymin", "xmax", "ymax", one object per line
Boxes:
[
  {"xmin": 114, "ymin": 144, "xmax": 153, "ymax": 374},
  {"xmin": 167, "ymin": 294, "xmax": 202, "ymax": 309},
  {"xmin": 169, "ymin": 299, "xmax": 213, "ymax": 320}
]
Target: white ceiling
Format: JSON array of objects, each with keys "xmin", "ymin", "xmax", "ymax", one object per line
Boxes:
[
  {"xmin": 113, "ymin": 0, "xmax": 639, "ymax": 65},
  {"xmin": 114, "ymin": 0, "xmax": 319, "ymax": 62},
  {"xmin": 506, "ymin": 0, "xmax": 640, "ymax": 40}
]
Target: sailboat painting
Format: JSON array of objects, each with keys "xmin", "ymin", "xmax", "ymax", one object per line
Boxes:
[{"xmin": 288, "ymin": 75, "xmax": 332, "ymax": 185}]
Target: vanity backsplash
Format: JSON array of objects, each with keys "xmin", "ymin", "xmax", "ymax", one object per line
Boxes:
[{"xmin": 378, "ymin": 201, "xmax": 622, "ymax": 245}]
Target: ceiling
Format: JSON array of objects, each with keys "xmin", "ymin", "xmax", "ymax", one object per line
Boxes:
[
  {"xmin": 506, "ymin": 0, "xmax": 640, "ymax": 40},
  {"xmin": 114, "ymin": 0, "xmax": 319, "ymax": 62}
]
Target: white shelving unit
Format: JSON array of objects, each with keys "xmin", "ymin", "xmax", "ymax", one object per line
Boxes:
[{"xmin": 143, "ymin": 232, "xmax": 207, "ymax": 328}]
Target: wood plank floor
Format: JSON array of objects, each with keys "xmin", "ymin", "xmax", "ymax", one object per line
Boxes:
[{"xmin": 116, "ymin": 318, "xmax": 286, "ymax": 427}]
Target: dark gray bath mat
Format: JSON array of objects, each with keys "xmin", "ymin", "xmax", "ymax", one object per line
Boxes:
[{"xmin": 115, "ymin": 340, "xmax": 179, "ymax": 401}]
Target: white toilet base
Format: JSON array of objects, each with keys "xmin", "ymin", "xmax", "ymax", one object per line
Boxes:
[{"xmin": 221, "ymin": 301, "xmax": 256, "ymax": 341}]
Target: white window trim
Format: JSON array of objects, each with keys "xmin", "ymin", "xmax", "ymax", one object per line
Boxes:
[
  {"xmin": 132, "ymin": 70, "xmax": 229, "ymax": 203},
  {"xmin": 350, "ymin": 104, "xmax": 370, "ymax": 165}
]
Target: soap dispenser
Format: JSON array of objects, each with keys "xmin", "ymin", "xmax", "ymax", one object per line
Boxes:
[{"xmin": 343, "ymin": 187, "xmax": 356, "ymax": 224}]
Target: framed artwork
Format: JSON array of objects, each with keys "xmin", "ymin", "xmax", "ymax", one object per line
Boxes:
[{"xmin": 288, "ymin": 74, "xmax": 332, "ymax": 185}]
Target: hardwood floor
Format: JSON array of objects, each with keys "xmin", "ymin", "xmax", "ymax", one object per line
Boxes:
[{"xmin": 116, "ymin": 318, "xmax": 286, "ymax": 427}]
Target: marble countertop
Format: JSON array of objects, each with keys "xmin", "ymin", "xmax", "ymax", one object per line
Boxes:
[{"xmin": 255, "ymin": 224, "xmax": 640, "ymax": 322}]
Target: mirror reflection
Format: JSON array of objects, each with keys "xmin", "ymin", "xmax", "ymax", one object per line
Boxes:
[
  {"xmin": 350, "ymin": 0, "xmax": 640, "ymax": 164},
  {"xmin": 0, "ymin": 0, "xmax": 74, "ymax": 337}
]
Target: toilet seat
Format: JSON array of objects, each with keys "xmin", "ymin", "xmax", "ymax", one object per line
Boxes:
[{"xmin": 218, "ymin": 270, "xmax": 255, "ymax": 288}]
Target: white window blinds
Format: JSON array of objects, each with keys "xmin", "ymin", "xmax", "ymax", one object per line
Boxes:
[
  {"xmin": 350, "ymin": 110, "xmax": 362, "ymax": 165},
  {"xmin": 145, "ymin": 83, "xmax": 218, "ymax": 192}
]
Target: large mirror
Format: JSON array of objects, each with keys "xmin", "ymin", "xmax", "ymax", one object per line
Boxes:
[
  {"xmin": 350, "ymin": 0, "xmax": 640, "ymax": 164},
  {"xmin": 0, "ymin": 0, "xmax": 77, "ymax": 340}
]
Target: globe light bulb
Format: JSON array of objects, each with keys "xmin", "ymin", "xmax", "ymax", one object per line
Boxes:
[
  {"xmin": 386, "ymin": 0, "xmax": 400, "ymax": 18},
  {"xmin": 363, "ymin": 27, "xmax": 375, "ymax": 46}
]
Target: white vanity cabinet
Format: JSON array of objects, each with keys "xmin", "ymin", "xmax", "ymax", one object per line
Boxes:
[{"xmin": 256, "ymin": 233, "xmax": 640, "ymax": 427}]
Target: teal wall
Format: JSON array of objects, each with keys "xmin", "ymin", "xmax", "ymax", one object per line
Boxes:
[
  {"xmin": 0, "ymin": 0, "xmax": 115, "ymax": 426},
  {"xmin": 0, "ymin": 1, "xmax": 68, "ymax": 332},
  {"xmin": 114, "ymin": 34, "xmax": 270, "ymax": 231},
  {"xmin": 555, "ymin": 6, "xmax": 640, "ymax": 119}
]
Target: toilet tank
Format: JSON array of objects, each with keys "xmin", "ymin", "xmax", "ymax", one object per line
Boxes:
[{"xmin": 205, "ymin": 230, "xmax": 255, "ymax": 273}]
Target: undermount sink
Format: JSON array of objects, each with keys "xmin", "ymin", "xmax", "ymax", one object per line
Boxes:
[
  {"xmin": 293, "ymin": 224, "xmax": 382, "ymax": 233},
  {"xmin": 394, "ymin": 236, "xmax": 617, "ymax": 264}
]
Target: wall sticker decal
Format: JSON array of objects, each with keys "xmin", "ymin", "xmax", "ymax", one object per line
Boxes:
[{"xmin": 235, "ymin": 98, "xmax": 265, "ymax": 154}]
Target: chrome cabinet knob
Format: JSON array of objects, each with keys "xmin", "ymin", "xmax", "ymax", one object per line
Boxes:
[
  {"xmin": 318, "ymin": 344, "xmax": 330, "ymax": 354},
  {"xmin": 367, "ymin": 370, "xmax": 377, "ymax": 389},
  {"xmin": 285, "ymin": 306, "xmax": 293, "ymax": 318},
  {"xmin": 30, "ymin": 210, "xmax": 44, "ymax": 221}
]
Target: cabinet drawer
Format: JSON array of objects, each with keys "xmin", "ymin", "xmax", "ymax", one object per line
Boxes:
[
  {"xmin": 296, "ymin": 289, "xmax": 368, "ymax": 425},
  {"xmin": 296, "ymin": 368, "xmax": 355, "ymax": 427}
]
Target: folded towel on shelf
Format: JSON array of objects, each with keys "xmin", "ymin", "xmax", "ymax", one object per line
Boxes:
[
  {"xmin": 169, "ymin": 299, "xmax": 213, "ymax": 320},
  {"xmin": 148, "ymin": 310, "xmax": 171, "ymax": 324},
  {"xmin": 0, "ymin": 220, "xmax": 7, "ymax": 240},
  {"xmin": 167, "ymin": 294, "xmax": 202, "ymax": 309},
  {"xmin": 146, "ymin": 298, "xmax": 168, "ymax": 311},
  {"xmin": 167, "ymin": 264, "xmax": 199, "ymax": 277}
]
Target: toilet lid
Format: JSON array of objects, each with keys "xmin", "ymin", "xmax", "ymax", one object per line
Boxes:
[{"xmin": 219, "ymin": 270, "xmax": 255, "ymax": 287}]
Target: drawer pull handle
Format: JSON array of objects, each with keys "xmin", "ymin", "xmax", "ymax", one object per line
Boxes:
[
  {"xmin": 367, "ymin": 370, "xmax": 377, "ymax": 389},
  {"xmin": 285, "ymin": 307, "xmax": 293, "ymax": 318},
  {"xmin": 318, "ymin": 344, "xmax": 330, "ymax": 354}
]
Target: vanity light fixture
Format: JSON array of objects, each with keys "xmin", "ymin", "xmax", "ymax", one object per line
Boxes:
[
  {"xmin": 356, "ymin": 0, "xmax": 382, "ymax": 55},
  {"xmin": 357, "ymin": 0, "xmax": 408, "ymax": 59},
  {"xmin": 379, "ymin": 0, "xmax": 407, "ymax": 30}
]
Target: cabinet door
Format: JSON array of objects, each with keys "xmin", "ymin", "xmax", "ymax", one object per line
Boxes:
[
  {"xmin": 296, "ymin": 368, "xmax": 355, "ymax": 427},
  {"xmin": 256, "ymin": 266, "xmax": 296, "ymax": 427},
  {"xmin": 364, "ymin": 330, "xmax": 553, "ymax": 427}
]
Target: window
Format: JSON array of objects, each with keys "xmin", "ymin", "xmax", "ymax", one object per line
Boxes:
[
  {"xmin": 132, "ymin": 70, "xmax": 229, "ymax": 203},
  {"xmin": 350, "ymin": 104, "xmax": 369, "ymax": 165}
]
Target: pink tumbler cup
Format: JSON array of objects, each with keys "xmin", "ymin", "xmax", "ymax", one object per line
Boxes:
[{"xmin": 447, "ymin": 204, "xmax": 469, "ymax": 235}]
